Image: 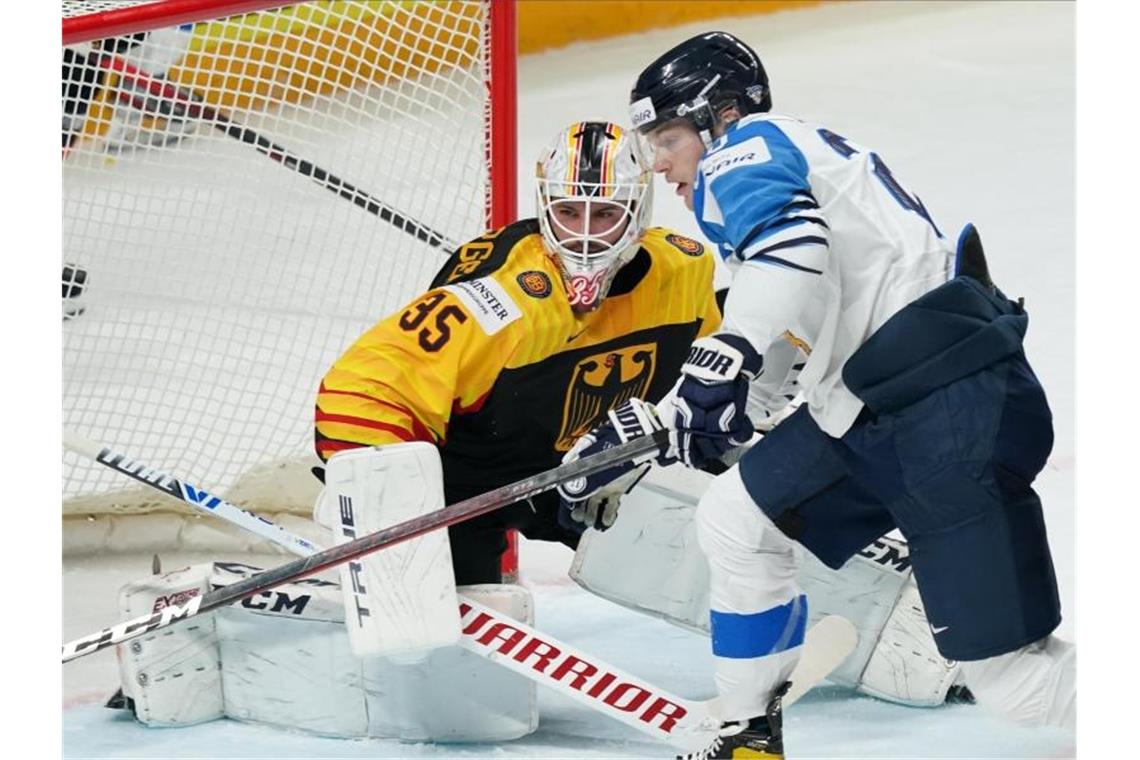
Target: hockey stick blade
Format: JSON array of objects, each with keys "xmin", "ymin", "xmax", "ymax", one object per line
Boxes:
[
  {"xmin": 63, "ymin": 430, "xmax": 320, "ymax": 555},
  {"xmin": 784, "ymin": 614, "xmax": 858, "ymax": 706},
  {"xmin": 62, "ymin": 429, "xmax": 670, "ymax": 662}
]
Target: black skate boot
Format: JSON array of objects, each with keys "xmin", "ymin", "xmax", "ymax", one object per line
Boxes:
[{"xmin": 677, "ymin": 682, "xmax": 788, "ymax": 759}]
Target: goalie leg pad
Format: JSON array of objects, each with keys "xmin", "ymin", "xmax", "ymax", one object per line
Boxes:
[
  {"xmin": 125, "ymin": 561, "xmax": 538, "ymax": 740},
  {"xmin": 569, "ymin": 473, "xmax": 714, "ymax": 633},
  {"xmin": 851, "ymin": 570, "xmax": 963, "ymax": 707},
  {"xmin": 364, "ymin": 584, "xmax": 538, "ymax": 742},
  {"xmin": 217, "ymin": 577, "xmax": 536, "ymax": 741},
  {"xmin": 115, "ymin": 562, "xmax": 222, "ymax": 726},
  {"xmin": 318, "ymin": 442, "xmax": 460, "ymax": 659}
]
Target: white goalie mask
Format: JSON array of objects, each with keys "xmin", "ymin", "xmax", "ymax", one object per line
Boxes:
[{"xmin": 536, "ymin": 121, "xmax": 653, "ymax": 312}]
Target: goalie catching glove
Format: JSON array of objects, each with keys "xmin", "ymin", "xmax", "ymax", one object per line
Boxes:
[
  {"xmin": 657, "ymin": 333, "xmax": 760, "ymax": 468},
  {"xmin": 556, "ymin": 398, "xmax": 668, "ymax": 533}
]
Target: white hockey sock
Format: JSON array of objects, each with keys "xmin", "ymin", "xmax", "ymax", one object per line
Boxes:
[
  {"xmin": 697, "ymin": 466, "xmax": 804, "ymax": 721},
  {"xmin": 960, "ymin": 634, "xmax": 1075, "ymax": 731}
]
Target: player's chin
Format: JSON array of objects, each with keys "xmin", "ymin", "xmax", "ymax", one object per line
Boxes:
[{"xmin": 678, "ymin": 184, "xmax": 694, "ymax": 210}]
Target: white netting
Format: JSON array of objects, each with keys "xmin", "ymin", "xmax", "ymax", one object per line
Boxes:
[
  {"xmin": 63, "ymin": 0, "xmax": 146, "ymax": 17},
  {"xmin": 63, "ymin": 0, "xmax": 500, "ymax": 528}
]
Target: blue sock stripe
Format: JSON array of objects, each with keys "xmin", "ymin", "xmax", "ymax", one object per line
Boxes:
[{"xmin": 709, "ymin": 595, "xmax": 808, "ymax": 659}]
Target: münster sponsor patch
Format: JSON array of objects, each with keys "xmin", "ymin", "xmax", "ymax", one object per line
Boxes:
[{"xmin": 443, "ymin": 276, "xmax": 522, "ymax": 335}]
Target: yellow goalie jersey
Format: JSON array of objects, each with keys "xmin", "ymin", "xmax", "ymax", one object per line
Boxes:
[{"xmin": 315, "ymin": 219, "xmax": 720, "ymax": 503}]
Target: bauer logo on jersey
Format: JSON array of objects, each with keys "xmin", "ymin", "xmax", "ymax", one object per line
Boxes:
[
  {"xmin": 665, "ymin": 233, "xmax": 705, "ymax": 257},
  {"xmin": 555, "ymin": 343, "xmax": 657, "ymax": 451},
  {"xmin": 516, "ymin": 270, "xmax": 553, "ymax": 298},
  {"xmin": 629, "ymin": 96, "xmax": 657, "ymax": 130},
  {"xmin": 701, "ymin": 136, "xmax": 772, "ymax": 180},
  {"xmin": 442, "ymin": 276, "xmax": 521, "ymax": 336}
]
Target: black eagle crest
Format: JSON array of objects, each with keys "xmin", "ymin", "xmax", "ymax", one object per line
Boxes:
[{"xmin": 555, "ymin": 348, "xmax": 655, "ymax": 451}]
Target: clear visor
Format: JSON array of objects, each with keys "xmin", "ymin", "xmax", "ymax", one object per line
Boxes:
[{"xmin": 637, "ymin": 117, "xmax": 706, "ymax": 167}]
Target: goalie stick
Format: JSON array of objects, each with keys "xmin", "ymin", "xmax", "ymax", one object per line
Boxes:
[
  {"xmin": 86, "ymin": 52, "xmax": 454, "ymax": 249},
  {"xmin": 63, "ymin": 431, "xmax": 856, "ymax": 751}
]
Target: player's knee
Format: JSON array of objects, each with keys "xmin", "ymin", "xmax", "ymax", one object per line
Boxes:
[
  {"xmin": 696, "ymin": 468, "xmax": 799, "ymax": 606},
  {"xmin": 695, "ymin": 467, "xmax": 792, "ymax": 558}
]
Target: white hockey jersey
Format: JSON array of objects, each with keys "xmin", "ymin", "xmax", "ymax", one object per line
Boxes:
[{"xmin": 694, "ymin": 113, "xmax": 955, "ymax": 437}]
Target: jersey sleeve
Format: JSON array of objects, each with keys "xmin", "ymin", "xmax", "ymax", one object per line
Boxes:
[
  {"xmin": 696, "ymin": 118, "xmax": 830, "ymax": 272},
  {"xmin": 314, "ymin": 286, "xmax": 519, "ymax": 461},
  {"xmin": 695, "ymin": 118, "xmax": 832, "ymax": 366}
]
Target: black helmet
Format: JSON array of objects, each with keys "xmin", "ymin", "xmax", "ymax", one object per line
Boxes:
[{"xmin": 629, "ymin": 31, "xmax": 770, "ymax": 140}]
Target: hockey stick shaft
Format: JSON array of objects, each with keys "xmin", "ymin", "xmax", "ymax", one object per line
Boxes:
[
  {"xmin": 61, "ymin": 429, "xmax": 670, "ymax": 662},
  {"xmin": 95, "ymin": 54, "xmax": 454, "ymax": 249}
]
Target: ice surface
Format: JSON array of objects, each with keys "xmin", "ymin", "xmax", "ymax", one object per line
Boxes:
[{"xmin": 62, "ymin": 1, "xmax": 1076, "ymax": 757}]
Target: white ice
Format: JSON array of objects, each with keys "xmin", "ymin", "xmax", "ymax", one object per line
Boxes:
[{"xmin": 62, "ymin": 1, "xmax": 1076, "ymax": 757}]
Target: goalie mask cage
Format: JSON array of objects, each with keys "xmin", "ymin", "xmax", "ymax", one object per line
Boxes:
[{"xmin": 62, "ymin": 0, "xmax": 518, "ymax": 561}]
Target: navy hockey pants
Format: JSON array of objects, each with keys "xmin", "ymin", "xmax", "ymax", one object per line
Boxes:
[{"xmin": 737, "ymin": 278, "xmax": 1062, "ymax": 661}]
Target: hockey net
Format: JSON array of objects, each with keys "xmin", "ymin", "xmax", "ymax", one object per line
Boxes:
[{"xmin": 62, "ymin": 0, "xmax": 516, "ymax": 554}]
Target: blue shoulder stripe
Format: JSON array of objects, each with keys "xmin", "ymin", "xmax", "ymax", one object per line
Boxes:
[{"xmin": 704, "ymin": 120, "xmax": 814, "ymax": 252}]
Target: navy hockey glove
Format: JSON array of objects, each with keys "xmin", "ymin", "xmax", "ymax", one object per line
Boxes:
[
  {"xmin": 663, "ymin": 334, "xmax": 760, "ymax": 468},
  {"xmin": 556, "ymin": 398, "xmax": 664, "ymax": 533}
]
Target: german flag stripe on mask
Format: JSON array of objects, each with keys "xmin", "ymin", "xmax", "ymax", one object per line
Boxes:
[{"xmin": 565, "ymin": 121, "xmax": 623, "ymax": 197}]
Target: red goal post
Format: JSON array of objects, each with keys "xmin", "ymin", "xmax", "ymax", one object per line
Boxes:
[{"xmin": 62, "ymin": 0, "xmax": 518, "ymax": 576}]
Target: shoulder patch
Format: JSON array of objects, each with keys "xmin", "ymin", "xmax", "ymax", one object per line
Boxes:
[
  {"xmin": 430, "ymin": 219, "xmax": 541, "ymax": 288},
  {"xmin": 665, "ymin": 233, "xmax": 705, "ymax": 257},
  {"xmin": 700, "ymin": 135, "xmax": 772, "ymax": 182},
  {"xmin": 441, "ymin": 276, "xmax": 522, "ymax": 336},
  {"xmin": 516, "ymin": 270, "xmax": 553, "ymax": 298}
]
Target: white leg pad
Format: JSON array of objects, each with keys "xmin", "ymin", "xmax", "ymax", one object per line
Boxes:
[
  {"xmin": 217, "ymin": 575, "xmax": 536, "ymax": 741},
  {"xmin": 569, "ymin": 472, "xmax": 714, "ymax": 633},
  {"xmin": 364, "ymin": 584, "xmax": 538, "ymax": 742},
  {"xmin": 119, "ymin": 561, "xmax": 537, "ymax": 741},
  {"xmin": 115, "ymin": 562, "xmax": 223, "ymax": 726},
  {"xmin": 318, "ymin": 442, "xmax": 460, "ymax": 659},
  {"xmin": 856, "ymin": 574, "xmax": 962, "ymax": 707}
]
